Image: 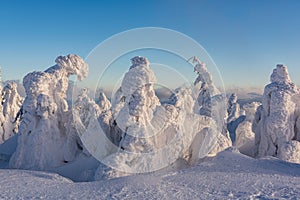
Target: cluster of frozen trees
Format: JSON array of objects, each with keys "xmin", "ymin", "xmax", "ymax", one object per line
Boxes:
[
  {"xmin": 1, "ymin": 54, "xmax": 299, "ymax": 181},
  {"xmin": 226, "ymin": 64, "xmax": 300, "ymax": 163}
]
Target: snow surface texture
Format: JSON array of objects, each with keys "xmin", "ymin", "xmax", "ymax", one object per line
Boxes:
[
  {"xmin": 0, "ymin": 148, "xmax": 299, "ymax": 199},
  {"xmin": 253, "ymin": 64, "xmax": 300, "ymax": 163},
  {"xmin": 9, "ymin": 54, "xmax": 88, "ymax": 170},
  {"xmin": 0, "ymin": 81, "xmax": 23, "ymax": 143}
]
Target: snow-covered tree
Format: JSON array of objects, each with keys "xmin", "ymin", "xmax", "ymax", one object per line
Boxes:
[
  {"xmin": 234, "ymin": 102, "xmax": 260, "ymax": 156},
  {"xmin": 0, "ymin": 81, "xmax": 23, "ymax": 143},
  {"xmin": 9, "ymin": 54, "xmax": 88, "ymax": 170},
  {"xmin": 227, "ymin": 93, "xmax": 241, "ymax": 123},
  {"xmin": 191, "ymin": 57, "xmax": 231, "ymax": 154},
  {"xmin": 253, "ymin": 64, "xmax": 300, "ymax": 163}
]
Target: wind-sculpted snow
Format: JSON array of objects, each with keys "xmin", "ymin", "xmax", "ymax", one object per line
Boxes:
[
  {"xmin": 9, "ymin": 54, "xmax": 88, "ymax": 170},
  {"xmin": 0, "ymin": 82, "xmax": 23, "ymax": 143},
  {"xmin": 253, "ymin": 64, "xmax": 300, "ymax": 163}
]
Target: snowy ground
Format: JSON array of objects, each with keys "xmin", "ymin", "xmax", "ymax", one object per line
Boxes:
[{"xmin": 0, "ymin": 148, "xmax": 299, "ymax": 199}]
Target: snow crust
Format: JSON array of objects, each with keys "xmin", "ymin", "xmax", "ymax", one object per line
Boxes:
[{"xmin": 0, "ymin": 149, "xmax": 299, "ymax": 199}]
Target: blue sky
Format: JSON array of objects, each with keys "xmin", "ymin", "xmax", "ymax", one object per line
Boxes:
[{"xmin": 1, "ymin": 0, "xmax": 300, "ymax": 89}]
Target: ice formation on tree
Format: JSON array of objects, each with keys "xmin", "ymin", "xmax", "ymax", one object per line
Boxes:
[
  {"xmin": 234, "ymin": 102, "xmax": 260, "ymax": 156},
  {"xmin": 192, "ymin": 57, "xmax": 219, "ymax": 96},
  {"xmin": 253, "ymin": 64, "xmax": 300, "ymax": 163},
  {"xmin": 226, "ymin": 93, "xmax": 246, "ymax": 143},
  {"xmin": 191, "ymin": 57, "xmax": 231, "ymax": 153},
  {"xmin": 9, "ymin": 54, "xmax": 88, "ymax": 170},
  {"xmin": 227, "ymin": 93, "xmax": 241, "ymax": 123},
  {"xmin": 97, "ymin": 92, "xmax": 111, "ymax": 111},
  {"xmin": 0, "ymin": 81, "xmax": 23, "ymax": 143}
]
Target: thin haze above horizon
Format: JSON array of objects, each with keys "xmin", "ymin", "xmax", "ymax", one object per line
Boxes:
[{"xmin": 1, "ymin": 0, "xmax": 300, "ymax": 89}]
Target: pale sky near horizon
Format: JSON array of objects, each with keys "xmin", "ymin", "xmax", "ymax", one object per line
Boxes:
[{"xmin": 1, "ymin": 0, "xmax": 300, "ymax": 90}]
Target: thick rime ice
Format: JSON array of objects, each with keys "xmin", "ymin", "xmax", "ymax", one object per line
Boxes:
[
  {"xmin": 253, "ymin": 64, "xmax": 300, "ymax": 163},
  {"xmin": 191, "ymin": 57, "xmax": 231, "ymax": 152},
  {"xmin": 9, "ymin": 54, "xmax": 88, "ymax": 170},
  {"xmin": 96, "ymin": 56, "xmax": 165, "ymax": 178},
  {"xmin": 192, "ymin": 57, "xmax": 219, "ymax": 96},
  {"xmin": 234, "ymin": 102, "xmax": 260, "ymax": 157},
  {"xmin": 192, "ymin": 57, "xmax": 227, "ymax": 133},
  {"xmin": 0, "ymin": 82, "xmax": 23, "ymax": 143}
]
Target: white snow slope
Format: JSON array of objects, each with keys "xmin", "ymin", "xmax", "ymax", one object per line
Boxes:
[{"xmin": 0, "ymin": 148, "xmax": 299, "ymax": 199}]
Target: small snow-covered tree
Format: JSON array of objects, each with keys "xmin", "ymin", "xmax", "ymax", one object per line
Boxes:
[
  {"xmin": 0, "ymin": 81, "xmax": 23, "ymax": 143},
  {"xmin": 234, "ymin": 102, "xmax": 260, "ymax": 156}
]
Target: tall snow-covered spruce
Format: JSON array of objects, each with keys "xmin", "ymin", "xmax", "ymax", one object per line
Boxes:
[
  {"xmin": 253, "ymin": 64, "xmax": 300, "ymax": 163},
  {"xmin": 9, "ymin": 54, "xmax": 88, "ymax": 170},
  {"xmin": 191, "ymin": 57, "xmax": 232, "ymax": 155}
]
